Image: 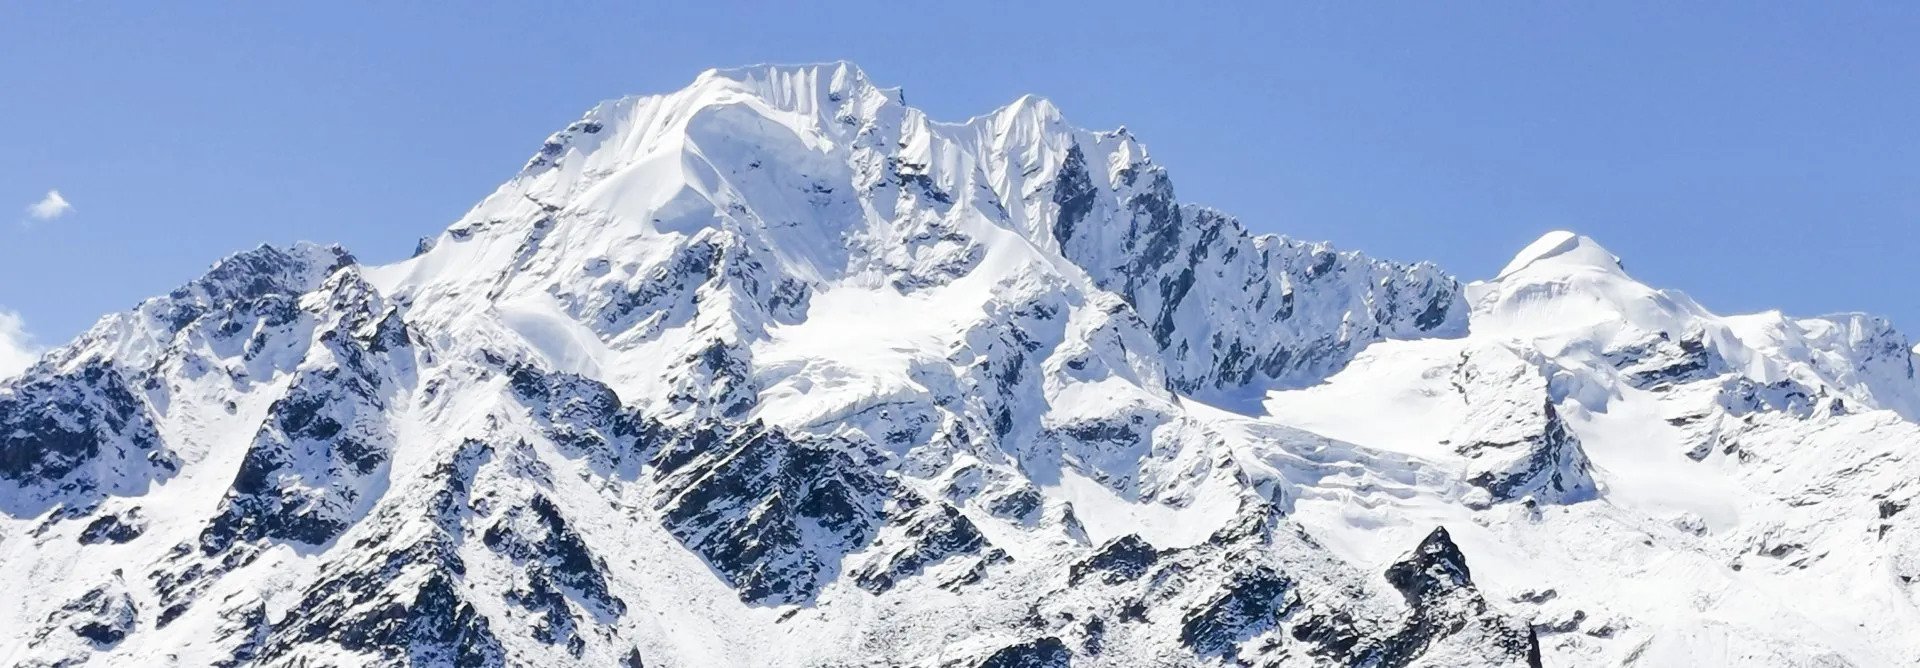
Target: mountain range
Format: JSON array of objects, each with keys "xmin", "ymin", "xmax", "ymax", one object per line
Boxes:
[{"xmin": 4, "ymin": 62, "xmax": 1916, "ymax": 667}]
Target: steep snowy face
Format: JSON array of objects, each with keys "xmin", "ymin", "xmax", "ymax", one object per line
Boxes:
[{"xmin": 380, "ymin": 62, "xmax": 1463, "ymax": 400}]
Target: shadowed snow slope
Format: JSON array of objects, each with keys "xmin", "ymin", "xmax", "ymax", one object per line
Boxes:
[{"xmin": 3, "ymin": 67, "xmax": 1916, "ymax": 668}]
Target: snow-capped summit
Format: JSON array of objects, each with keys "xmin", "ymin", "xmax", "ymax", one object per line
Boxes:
[
  {"xmin": 1493, "ymin": 230, "xmax": 1622, "ymax": 280},
  {"xmin": 385, "ymin": 62, "xmax": 1465, "ymax": 403},
  {"xmin": 1472, "ymin": 232, "xmax": 1704, "ymax": 354},
  {"xmin": 1270, "ymin": 229, "xmax": 1920, "ymax": 664},
  {"xmin": 1468, "ymin": 231, "xmax": 1918, "ymax": 419},
  {"xmin": 3, "ymin": 64, "xmax": 1917, "ymax": 668}
]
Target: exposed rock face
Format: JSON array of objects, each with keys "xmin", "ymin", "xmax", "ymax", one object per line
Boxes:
[
  {"xmin": 653, "ymin": 424, "xmax": 891, "ymax": 605},
  {"xmin": 0, "ymin": 361, "xmax": 170, "ymax": 516},
  {"xmin": 972, "ymin": 636, "xmax": 1071, "ymax": 668},
  {"xmin": 1376, "ymin": 528, "xmax": 1540, "ymax": 668},
  {"xmin": 200, "ymin": 268, "xmax": 406, "ymax": 554},
  {"xmin": 77, "ymin": 507, "xmax": 146, "ymax": 545},
  {"xmin": 1457, "ymin": 402, "xmax": 1595, "ymax": 505},
  {"xmin": 1433, "ymin": 344, "xmax": 1599, "ymax": 506},
  {"xmin": 1051, "ymin": 153, "xmax": 1466, "ymax": 394},
  {"xmin": 17, "ymin": 577, "xmax": 140, "ymax": 667},
  {"xmin": 1068, "ymin": 534, "xmax": 1158, "ymax": 586},
  {"xmin": 2, "ymin": 64, "xmax": 1914, "ymax": 667}
]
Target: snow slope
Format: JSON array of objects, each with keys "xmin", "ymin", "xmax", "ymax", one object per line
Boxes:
[{"xmin": 2, "ymin": 63, "xmax": 1915, "ymax": 668}]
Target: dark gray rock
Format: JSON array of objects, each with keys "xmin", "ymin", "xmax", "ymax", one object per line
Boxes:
[
  {"xmin": 975, "ymin": 636, "xmax": 1071, "ymax": 668},
  {"xmin": 654, "ymin": 424, "xmax": 889, "ymax": 605}
]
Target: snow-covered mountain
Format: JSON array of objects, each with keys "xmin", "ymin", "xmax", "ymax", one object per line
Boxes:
[{"xmin": 3, "ymin": 62, "xmax": 1916, "ymax": 667}]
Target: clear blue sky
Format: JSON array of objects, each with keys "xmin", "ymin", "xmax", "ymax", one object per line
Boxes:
[{"xmin": 2, "ymin": 3, "xmax": 1916, "ymax": 347}]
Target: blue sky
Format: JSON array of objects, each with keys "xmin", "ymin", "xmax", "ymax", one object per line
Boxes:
[{"xmin": 2, "ymin": 3, "xmax": 1916, "ymax": 353}]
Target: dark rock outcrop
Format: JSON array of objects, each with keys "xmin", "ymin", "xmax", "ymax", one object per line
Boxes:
[
  {"xmin": 654, "ymin": 424, "xmax": 889, "ymax": 605},
  {"xmin": 1364, "ymin": 527, "xmax": 1540, "ymax": 668}
]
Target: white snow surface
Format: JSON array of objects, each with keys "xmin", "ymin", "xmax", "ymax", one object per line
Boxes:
[{"xmin": 3, "ymin": 66, "xmax": 1917, "ymax": 668}]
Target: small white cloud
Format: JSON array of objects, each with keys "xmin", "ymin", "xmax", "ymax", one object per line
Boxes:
[
  {"xmin": 26, "ymin": 189, "xmax": 72, "ymax": 221},
  {"xmin": 0, "ymin": 309, "xmax": 39, "ymax": 380}
]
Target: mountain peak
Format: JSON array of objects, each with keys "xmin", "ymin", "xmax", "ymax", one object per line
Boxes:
[
  {"xmin": 697, "ymin": 61, "xmax": 903, "ymax": 112},
  {"xmin": 693, "ymin": 61, "xmax": 890, "ymax": 102},
  {"xmin": 1003, "ymin": 93, "xmax": 1062, "ymax": 118},
  {"xmin": 698, "ymin": 60, "xmax": 868, "ymax": 83},
  {"xmin": 1495, "ymin": 230, "xmax": 1622, "ymax": 280}
]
